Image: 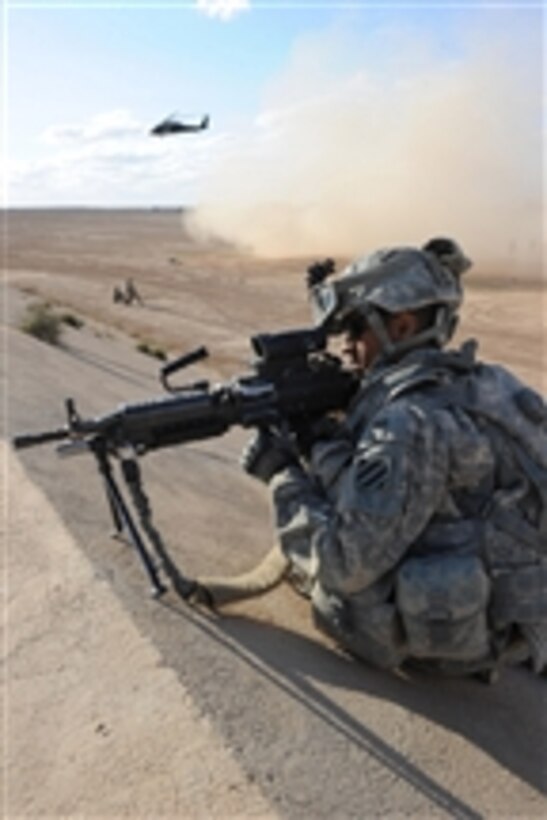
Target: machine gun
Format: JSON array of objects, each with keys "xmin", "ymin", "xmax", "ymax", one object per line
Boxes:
[{"xmin": 13, "ymin": 324, "xmax": 357, "ymax": 602}]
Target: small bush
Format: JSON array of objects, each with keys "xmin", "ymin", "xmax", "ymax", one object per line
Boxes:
[
  {"xmin": 136, "ymin": 340, "xmax": 167, "ymax": 361},
  {"xmin": 61, "ymin": 312, "xmax": 85, "ymax": 329},
  {"xmin": 20, "ymin": 303, "xmax": 63, "ymax": 346}
]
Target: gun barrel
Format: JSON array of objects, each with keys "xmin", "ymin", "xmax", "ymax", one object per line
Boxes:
[{"xmin": 12, "ymin": 427, "xmax": 70, "ymax": 450}]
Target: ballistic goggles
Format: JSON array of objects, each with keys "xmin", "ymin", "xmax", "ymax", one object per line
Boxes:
[{"xmin": 309, "ymin": 262, "xmax": 394, "ymax": 334}]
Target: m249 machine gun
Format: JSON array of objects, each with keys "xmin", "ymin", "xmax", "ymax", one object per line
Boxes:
[{"xmin": 13, "ymin": 324, "xmax": 357, "ymax": 603}]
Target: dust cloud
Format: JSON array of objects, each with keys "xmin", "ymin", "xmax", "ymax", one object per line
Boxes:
[{"xmin": 189, "ymin": 13, "xmax": 543, "ymax": 277}]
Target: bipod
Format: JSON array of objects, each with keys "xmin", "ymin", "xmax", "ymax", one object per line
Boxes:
[
  {"xmin": 91, "ymin": 440, "xmax": 196, "ymax": 600},
  {"xmin": 118, "ymin": 448, "xmax": 197, "ymax": 601}
]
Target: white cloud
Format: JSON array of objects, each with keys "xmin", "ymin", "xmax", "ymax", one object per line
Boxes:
[
  {"xmin": 195, "ymin": 0, "xmax": 250, "ymax": 22},
  {"xmin": 41, "ymin": 109, "xmax": 144, "ymax": 146}
]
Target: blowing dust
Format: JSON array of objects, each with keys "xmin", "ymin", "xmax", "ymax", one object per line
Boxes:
[{"xmin": 189, "ymin": 14, "xmax": 543, "ymax": 278}]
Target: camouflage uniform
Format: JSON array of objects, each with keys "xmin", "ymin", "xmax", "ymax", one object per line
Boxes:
[{"xmin": 266, "ymin": 241, "xmax": 547, "ymax": 676}]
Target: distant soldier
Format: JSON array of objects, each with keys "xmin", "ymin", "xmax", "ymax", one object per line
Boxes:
[
  {"xmin": 112, "ymin": 285, "xmax": 126, "ymax": 304},
  {"xmin": 240, "ymin": 238, "xmax": 547, "ymax": 681},
  {"xmin": 124, "ymin": 278, "xmax": 143, "ymax": 306}
]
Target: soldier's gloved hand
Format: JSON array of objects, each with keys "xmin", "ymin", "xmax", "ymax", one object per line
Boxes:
[
  {"xmin": 296, "ymin": 415, "xmax": 346, "ymax": 458},
  {"xmin": 240, "ymin": 427, "xmax": 298, "ymax": 484},
  {"xmin": 305, "ymin": 418, "xmax": 353, "ymax": 492}
]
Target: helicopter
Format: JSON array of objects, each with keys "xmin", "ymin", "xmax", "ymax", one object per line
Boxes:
[{"xmin": 150, "ymin": 113, "xmax": 210, "ymax": 136}]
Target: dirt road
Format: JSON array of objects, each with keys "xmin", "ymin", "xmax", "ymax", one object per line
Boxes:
[{"xmin": 3, "ymin": 210, "xmax": 546, "ymax": 817}]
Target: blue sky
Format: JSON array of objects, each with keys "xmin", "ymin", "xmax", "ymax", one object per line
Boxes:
[{"xmin": 2, "ymin": 1, "xmax": 544, "ymax": 262}]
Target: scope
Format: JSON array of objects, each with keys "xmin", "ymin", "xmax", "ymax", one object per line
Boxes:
[{"xmin": 251, "ymin": 327, "xmax": 327, "ymax": 362}]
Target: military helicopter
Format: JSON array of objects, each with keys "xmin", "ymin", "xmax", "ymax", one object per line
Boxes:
[{"xmin": 150, "ymin": 113, "xmax": 210, "ymax": 136}]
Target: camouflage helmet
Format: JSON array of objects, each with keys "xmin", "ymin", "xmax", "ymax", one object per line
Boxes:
[{"xmin": 310, "ymin": 237, "xmax": 471, "ymax": 354}]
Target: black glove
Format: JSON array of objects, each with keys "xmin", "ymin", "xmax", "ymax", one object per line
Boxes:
[
  {"xmin": 295, "ymin": 415, "xmax": 346, "ymax": 458},
  {"xmin": 240, "ymin": 427, "xmax": 298, "ymax": 484}
]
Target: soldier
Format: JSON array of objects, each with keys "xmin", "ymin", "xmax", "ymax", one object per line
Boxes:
[
  {"xmin": 124, "ymin": 278, "xmax": 143, "ymax": 306},
  {"xmin": 112, "ymin": 285, "xmax": 126, "ymax": 304},
  {"xmin": 241, "ymin": 238, "xmax": 547, "ymax": 680}
]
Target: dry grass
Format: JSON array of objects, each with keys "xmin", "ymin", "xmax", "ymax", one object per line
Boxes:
[{"xmin": 20, "ymin": 302, "xmax": 64, "ymax": 346}]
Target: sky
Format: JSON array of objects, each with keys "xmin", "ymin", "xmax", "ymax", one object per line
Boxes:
[{"xmin": 1, "ymin": 1, "xmax": 545, "ymax": 264}]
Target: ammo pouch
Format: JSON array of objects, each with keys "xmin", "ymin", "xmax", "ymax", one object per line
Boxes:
[
  {"xmin": 311, "ymin": 583, "xmax": 405, "ymax": 669},
  {"xmin": 396, "ymin": 554, "xmax": 491, "ymax": 662}
]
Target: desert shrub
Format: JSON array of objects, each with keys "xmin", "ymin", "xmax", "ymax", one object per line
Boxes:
[
  {"xmin": 136, "ymin": 340, "xmax": 167, "ymax": 360},
  {"xmin": 20, "ymin": 303, "xmax": 63, "ymax": 346},
  {"xmin": 61, "ymin": 312, "xmax": 85, "ymax": 329},
  {"xmin": 19, "ymin": 285, "xmax": 38, "ymax": 296}
]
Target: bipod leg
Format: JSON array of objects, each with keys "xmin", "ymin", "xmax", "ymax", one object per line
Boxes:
[
  {"xmin": 119, "ymin": 452, "xmax": 197, "ymax": 602},
  {"xmin": 104, "ymin": 471, "xmax": 125, "ymax": 537},
  {"xmin": 92, "ymin": 444, "xmax": 167, "ymax": 598}
]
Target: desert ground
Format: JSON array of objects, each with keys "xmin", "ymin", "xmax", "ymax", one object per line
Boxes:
[{"xmin": 2, "ymin": 208, "xmax": 546, "ymax": 818}]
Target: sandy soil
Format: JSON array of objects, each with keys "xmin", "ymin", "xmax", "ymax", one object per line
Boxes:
[{"xmin": 2, "ymin": 209, "xmax": 546, "ymax": 818}]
